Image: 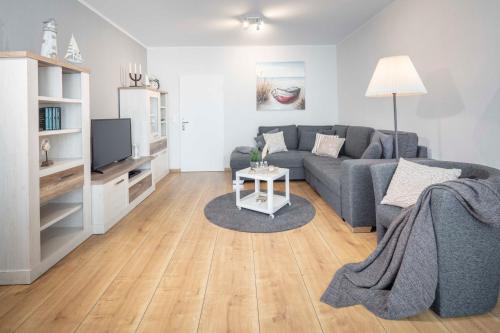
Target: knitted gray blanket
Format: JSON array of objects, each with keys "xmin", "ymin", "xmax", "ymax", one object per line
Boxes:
[{"xmin": 321, "ymin": 179, "xmax": 500, "ymax": 319}]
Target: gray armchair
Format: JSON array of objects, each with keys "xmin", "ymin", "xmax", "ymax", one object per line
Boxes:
[{"xmin": 370, "ymin": 160, "xmax": 500, "ymax": 317}]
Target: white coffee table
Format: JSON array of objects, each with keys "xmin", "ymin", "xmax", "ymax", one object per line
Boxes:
[{"xmin": 235, "ymin": 167, "xmax": 290, "ymax": 219}]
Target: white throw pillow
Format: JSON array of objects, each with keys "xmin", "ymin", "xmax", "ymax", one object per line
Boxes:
[
  {"xmin": 381, "ymin": 158, "xmax": 462, "ymax": 208},
  {"xmin": 263, "ymin": 131, "xmax": 288, "ymax": 154},
  {"xmin": 312, "ymin": 133, "xmax": 345, "ymax": 158}
]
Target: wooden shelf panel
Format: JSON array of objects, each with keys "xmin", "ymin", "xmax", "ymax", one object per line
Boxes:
[
  {"xmin": 128, "ymin": 170, "xmax": 152, "ymax": 188},
  {"xmin": 91, "ymin": 157, "xmax": 153, "ymax": 185},
  {"xmin": 38, "ymin": 96, "xmax": 82, "ymax": 104},
  {"xmin": 39, "ymin": 158, "xmax": 84, "ymax": 177},
  {"xmin": 39, "ymin": 128, "xmax": 81, "ymax": 136},
  {"xmin": 40, "ymin": 203, "xmax": 82, "ymax": 231},
  {"xmin": 0, "ymin": 51, "xmax": 89, "ymax": 73},
  {"xmin": 40, "ymin": 226, "xmax": 84, "ymax": 260}
]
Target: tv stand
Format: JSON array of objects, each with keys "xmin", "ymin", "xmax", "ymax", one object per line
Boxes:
[{"xmin": 91, "ymin": 156, "xmax": 155, "ymax": 234}]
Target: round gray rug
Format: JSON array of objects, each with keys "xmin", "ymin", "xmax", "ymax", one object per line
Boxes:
[{"xmin": 204, "ymin": 190, "xmax": 316, "ymax": 233}]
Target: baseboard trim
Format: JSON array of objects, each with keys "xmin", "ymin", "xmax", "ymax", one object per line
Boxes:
[{"xmin": 0, "ymin": 269, "xmax": 32, "ymax": 285}]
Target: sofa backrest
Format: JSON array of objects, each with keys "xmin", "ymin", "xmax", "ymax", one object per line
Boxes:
[
  {"xmin": 297, "ymin": 125, "xmax": 333, "ymax": 140},
  {"xmin": 344, "ymin": 126, "xmax": 375, "ymax": 159},
  {"xmin": 379, "ymin": 129, "xmax": 419, "ymax": 158},
  {"xmin": 258, "ymin": 125, "xmax": 298, "ymax": 150}
]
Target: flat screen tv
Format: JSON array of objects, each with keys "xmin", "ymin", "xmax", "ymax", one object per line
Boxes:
[{"xmin": 91, "ymin": 118, "xmax": 132, "ymax": 171}]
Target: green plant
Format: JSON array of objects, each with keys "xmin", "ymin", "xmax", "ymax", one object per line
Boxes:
[{"xmin": 250, "ymin": 149, "xmax": 261, "ymax": 162}]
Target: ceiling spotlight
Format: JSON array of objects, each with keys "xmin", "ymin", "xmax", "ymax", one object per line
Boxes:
[{"xmin": 243, "ymin": 16, "xmax": 264, "ymax": 31}]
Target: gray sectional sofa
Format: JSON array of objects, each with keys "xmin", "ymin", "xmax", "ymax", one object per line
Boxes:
[
  {"xmin": 371, "ymin": 160, "xmax": 500, "ymax": 317},
  {"xmin": 230, "ymin": 124, "xmax": 428, "ymax": 231}
]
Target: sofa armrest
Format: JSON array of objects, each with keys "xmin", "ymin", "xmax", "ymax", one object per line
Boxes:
[
  {"xmin": 369, "ymin": 162, "xmax": 399, "ymax": 207},
  {"xmin": 429, "ymin": 187, "xmax": 500, "ymax": 317},
  {"xmin": 340, "ymin": 159, "xmax": 398, "ymax": 228},
  {"xmin": 417, "ymin": 145, "xmax": 428, "ymax": 158}
]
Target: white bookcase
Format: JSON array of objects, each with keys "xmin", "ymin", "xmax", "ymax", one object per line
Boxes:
[
  {"xmin": 119, "ymin": 87, "xmax": 169, "ymax": 184},
  {"xmin": 0, "ymin": 52, "xmax": 91, "ymax": 285}
]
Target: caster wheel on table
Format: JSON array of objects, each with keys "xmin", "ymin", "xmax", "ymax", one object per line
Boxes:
[
  {"xmin": 288, "ymin": 202, "xmax": 292, "ymax": 206},
  {"xmin": 237, "ymin": 206, "xmax": 241, "ymax": 210},
  {"xmin": 270, "ymin": 214, "xmax": 275, "ymax": 219}
]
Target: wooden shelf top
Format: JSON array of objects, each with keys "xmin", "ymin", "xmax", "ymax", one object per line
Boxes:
[
  {"xmin": 119, "ymin": 86, "xmax": 167, "ymax": 94},
  {"xmin": 0, "ymin": 51, "xmax": 90, "ymax": 73},
  {"xmin": 91, "ymin": 156, "xmax": 153, "ymax": 185},
  {"xmin": 38, "ymin": 96, "xmax": 82, "ymax": 104},
  {"xmin": 39, "ymin": 158, "xmax": 84, "ymax": 177},
  {"xmin": 39, "ymin": 128, "xmax": 81, "ymax": 136}
]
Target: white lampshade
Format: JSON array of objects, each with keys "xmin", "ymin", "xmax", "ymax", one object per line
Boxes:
[{"xmin": 366, "ymin": 55, "xmax": 427, "ymax": 97}]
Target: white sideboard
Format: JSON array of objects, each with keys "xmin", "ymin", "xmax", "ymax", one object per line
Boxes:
[
  {"xmin": 91, "ymin": 157, "xmax": 155, "ymax": 234},
  {"xmin": 119, "ymin": 87, "xmax": 169, "ymax": 184}
]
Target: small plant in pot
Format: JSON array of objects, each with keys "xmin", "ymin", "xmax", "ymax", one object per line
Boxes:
[{"xmin": 249, "ymin": 149, "xmax": 261, "ymax": 169}]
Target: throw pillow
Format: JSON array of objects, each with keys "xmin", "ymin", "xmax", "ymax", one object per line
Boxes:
[
  {"xmin": 298, "ymin": 129, "xmax": 337, "ymax": 151},
  {"xmin": 298, "ymin": 130, "xmax": 318, "ymax": 151},
  {"xmin": 313, "ymin": 134, "xmax": 345, "ymax": 158},
  {"xmin": 361, "ymin": 141, "xmax": 383, "ymax": 159},
  {"xmin": 263, "ymin": 131, "xmax": 288, "ymax": 154},
  {"xmin": 255, "ymin": 128, "xmax": 279, "ymax": 150},
  {"xmin": 372, "ymin": 131, "xmax": 394, "ymax": 159},
  {"xmin": 319, "ymin": 129, "xmax": 336, "ymax": 136},
  {"xmin": 381, "ymin": 158, "xmax": 462, "ymax": 208}
]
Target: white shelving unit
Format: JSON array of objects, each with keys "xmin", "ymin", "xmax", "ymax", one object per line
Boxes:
[
  {"xmin": 0, "ymin": 51, "xmax": 91, "ymax": 285},
  {"xmin": 119, "ymin": 87, "xmax": 169, "ymax": 184}
]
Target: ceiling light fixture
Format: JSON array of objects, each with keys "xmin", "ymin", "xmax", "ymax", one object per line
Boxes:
[{"xmin": 243, "ymin": 16, "xmax": 264, "ymax": 31}]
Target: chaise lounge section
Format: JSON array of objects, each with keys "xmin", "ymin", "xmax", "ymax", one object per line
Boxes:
[
  {"xmin": 230, "ymin": 124, "xmax": 428, "ymax": 231},
  {"xmin": 370, "ymin": 160, "xmax": 500, "ymax": 317}
]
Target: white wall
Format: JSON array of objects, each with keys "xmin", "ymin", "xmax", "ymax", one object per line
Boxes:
[
  {"xmin": 0, "ymin": 0, "xmax": 147, "ymax": 119},
  {"xmin": 337, "ymin": 0, "xmax": 500, "ymax": 168},
  {"xmin": 148, "ymin": 45, "xmax": 338, "ymax": 168}
]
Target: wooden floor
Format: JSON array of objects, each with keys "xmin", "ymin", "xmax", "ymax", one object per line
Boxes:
[{"xmin": 1, "ymin": 172, "xmax": 499, "ymax": 333}]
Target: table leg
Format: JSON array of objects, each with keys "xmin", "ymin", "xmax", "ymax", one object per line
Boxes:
[
  {"xmin": 255, "ymin": 179, "xmax": 260, "ymax": 194},
  {"xmin": 285, "ymin": 170, "xmax": 290, "ymax": 205},
  {"xmin": 236, "ymin": 174, "xmax": 241, "ymax": 209},
  {"xmin": 267, "ymin": 179, "xmax": 274, "ymax": 217}
]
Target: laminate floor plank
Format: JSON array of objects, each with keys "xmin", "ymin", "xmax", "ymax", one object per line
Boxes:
[{"xmin": 0, "ymin": 173, "xmax": 498, "ymax": 333}]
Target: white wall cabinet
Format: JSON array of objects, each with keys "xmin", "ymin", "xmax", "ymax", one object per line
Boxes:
[
  {"xmin": 0, "ymin": 52, "xmax": 91, "ymax": 285},
  {"xmin": 119, "ymin": 87, "xmax": 169, "ymax": 184}
]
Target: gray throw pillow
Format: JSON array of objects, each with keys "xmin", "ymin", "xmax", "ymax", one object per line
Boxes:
[
  {"xmin": 361, "ymin": 141, "xmax": 383, "ymax": 159},
  {"xmin": 298, "ymin": 131, "xmax": 317, "ymax": 151},
  {"xmin": 298, "ymin": 129, "xmax": 337, "ymax": 151},
  {"xmin": 372, "ymin": 131, "xmax": 394, "ymax": 159},
  {"xmin": 255, "ymin": 128, "xmax": 279, "ymax": 150},
  {"xmin": 235, "ymin": 146, "xmax": 253, "ymax": 154},
  {"xmin": 320, "ymin": 129, "xmax": 336, "ymax": 136}
]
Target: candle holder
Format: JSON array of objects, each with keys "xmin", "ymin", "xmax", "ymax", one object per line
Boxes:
[{"xmin": 129, "ymin": 73, "xmax": 142, "ymax": 87}]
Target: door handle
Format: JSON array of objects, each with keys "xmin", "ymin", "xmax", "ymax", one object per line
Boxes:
[{"xmin": 182, "ymin": 121, "xmax": 190, "ymax": 131}]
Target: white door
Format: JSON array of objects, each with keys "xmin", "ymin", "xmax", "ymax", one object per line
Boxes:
[{"xmin": 180, "ymin": 75, "xmax": 224, "ymax": 172}]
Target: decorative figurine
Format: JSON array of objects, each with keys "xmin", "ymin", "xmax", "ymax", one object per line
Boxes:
[
  {"xmin": 64, "ymin": 34, "xmax": 83, "ymax": 63},
  {"xmin": 40, "ymin": 139, "xmax": 54, "ymax": 167},
  {"xmin": 41, "ymin": 19, "xmax": 58, "ymax": 58}
]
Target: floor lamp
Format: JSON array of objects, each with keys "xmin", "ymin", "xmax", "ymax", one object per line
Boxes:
[{"xmin": 365, "ymin": 55, "xmax": 427, "ymax": 158}]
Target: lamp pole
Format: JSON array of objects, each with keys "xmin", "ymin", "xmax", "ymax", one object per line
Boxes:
[{"xmin": 392, "ymin": 92, "xmax": 399, "ymax": 159}]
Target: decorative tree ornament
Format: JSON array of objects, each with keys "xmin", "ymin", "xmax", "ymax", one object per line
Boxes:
[
  {"xmin": 40, "ymin": 139, "xmax": 54, "ymax": 167},
  {"xmin": 41, "ymin": 19, "xmax": 58, "ymax": 58},
  {"xmin": 64, "ymin": 34, "xmax": 83, "ymax": 63}
]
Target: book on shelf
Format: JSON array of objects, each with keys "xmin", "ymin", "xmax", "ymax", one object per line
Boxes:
[{"xmin": 39, "ymin": 107, "xmax": 62, "ymax": 131}]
